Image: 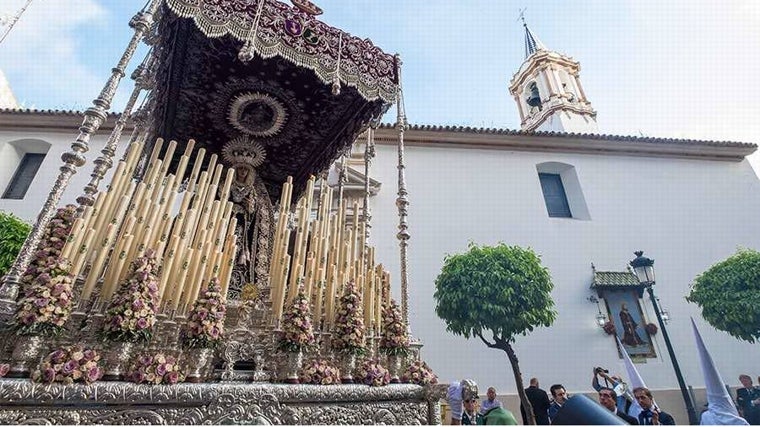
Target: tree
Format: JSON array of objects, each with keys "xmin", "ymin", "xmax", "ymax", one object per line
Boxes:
[
  {"xmin": 0, "ymin": 211, "xmax": 31, "ymax": 278},
  {"xmin": 434, "ymin": 243, "xmax": 556, "ymax": 425},
  {"xmin": 687, "ymin": 249, "xmax": 760, "ymax": 343}
]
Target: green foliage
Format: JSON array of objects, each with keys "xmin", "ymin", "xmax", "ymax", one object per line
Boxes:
[
  {"xmin": 687, "ymin": 249, "xmax": 760, "ymax": 343},
  {"xmin": 434, "ymin": 243, "xmax": 557, "ymax": 343},
  {"xmin": 0, "ymin": 211, "xmax": 31, "ymax": 277}
]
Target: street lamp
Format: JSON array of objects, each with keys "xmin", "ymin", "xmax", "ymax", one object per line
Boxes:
[
  {"xmin": 630, "ymin": 251, "xmax": 698, "ymax": 425},
  {"xmin": 587, "ymin": 295, "xmax": 608, "ymax": 327}
]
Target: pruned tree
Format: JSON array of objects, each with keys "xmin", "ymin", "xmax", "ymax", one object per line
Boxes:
[
  {"xmin": 434, "ymin": 243, "xmax": 556, "ymax": 425},
  {"xmin": 687, "ymin": 248, "xmax": 760, "ymax": 343}
]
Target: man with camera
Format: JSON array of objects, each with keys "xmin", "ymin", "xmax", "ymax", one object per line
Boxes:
[{"xmin": 593, "ymin": 367, "xmax": 631, "ymax": 412}]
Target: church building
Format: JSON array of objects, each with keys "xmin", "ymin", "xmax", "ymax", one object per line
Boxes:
[{"xmin": 1, "ymin": 16, "xmax": 759, "ymax": 425}]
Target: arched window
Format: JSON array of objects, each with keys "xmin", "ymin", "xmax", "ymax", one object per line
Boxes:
[{"xmin": 536, "ymin": 162, "xmax": 590, "ymax": 220}]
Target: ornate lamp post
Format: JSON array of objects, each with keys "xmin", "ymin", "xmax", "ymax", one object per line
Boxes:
[{"xmin": 629, "ymin": 251, "xmax": 698, "ymax": 425}]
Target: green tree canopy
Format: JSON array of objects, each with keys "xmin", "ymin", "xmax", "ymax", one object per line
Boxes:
[
  {"xmin": 434, "ymin": 243, "xmax": 556, "ymax": 425},
  {"xmin": 0, "ymin": 211, "xmax": 31, "ymax": 278},
  {"xmin": 687, "ymin": 248, "xmax": 760, "ymax": 344}
]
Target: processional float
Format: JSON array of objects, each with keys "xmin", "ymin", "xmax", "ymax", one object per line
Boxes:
[{"xmin": 0, "ymin": 0, "xmax": 443, "ymax": 424}]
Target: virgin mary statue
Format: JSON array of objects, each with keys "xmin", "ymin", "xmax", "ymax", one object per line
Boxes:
[{"xmin": 221, "ymin": 137, "xmax": 274, "ymax": 301}]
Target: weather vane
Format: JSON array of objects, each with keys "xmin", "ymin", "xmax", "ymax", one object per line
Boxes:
[{"xmin": 516, "ymin": 7, "xmax": 527, "ymax": 25}]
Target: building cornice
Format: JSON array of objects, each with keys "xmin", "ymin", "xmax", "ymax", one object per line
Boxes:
[
  {"xmin": 0, "ymin": 109, "xmax": 128, "ymax": 133},
  {"xmin": 373, "ymin": 124, "xmax": 757, "ymax": 162}
]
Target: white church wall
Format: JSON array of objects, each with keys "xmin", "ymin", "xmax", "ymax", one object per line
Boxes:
[
  {"xmin": 369, "ymin": 140, "xmax": 760, "ymax": 398},
  {"xmin": 0, "ymin": 128, "xmax": 129, "ymax": 221}
]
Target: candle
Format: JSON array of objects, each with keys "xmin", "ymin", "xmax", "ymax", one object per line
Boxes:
[
  {"xmin": 324, "ymin": 264, "xmax": 337, "ymax": 328},
  {"xmin": 104, "ymin": 234, "xmax": 134, "ymax": 302},
  {"xmin": 81, "ymin": 223, "xmax": 116, "ymax": 301}
]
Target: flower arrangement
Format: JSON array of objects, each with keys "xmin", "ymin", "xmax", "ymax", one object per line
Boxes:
[
  {"xmin": 331, "ymin": 281, "xmax": 366, "ymax": 356},
  {"xmin": 127, "ymin": 352, "xmax": 185, "ymax": 385},
  {"xmin": 31, "ymin": 345, "xmax": 102, "ymax": 385},
  {"xmin": 21, "ymin": 204, "xmax": 76, "ymax": 286},
  {"xmin": 401, "ymin": 359, "xmax": 438, "ymax": 386},
  {"xmin": 0, "ymin": 364, "xmax": 9, "ymax": 378},
  {"xmin": 379, "ymin": 299, "xmax": 409, "ymax": 356},
  {"xmin": 101, "ymin": 251, "xmax": 159, "ymax": 343},
  {"xmin": 14, "ymin": 256, "xmax": 73, "ymax": 337},
  {"xmin": 645, "ymin": 322, "xmax": 658, "ymax": 335},
  {"xmin": 278, "ymin": 288, "xmax": 315, "ymax": 353},
  {"xmin": 357, "ymin": 358, "xmax": 390, "ymax": 387},
  {"xmin": 603, "ymin": 321, "xmax": 617, "ymax": 335},
  {"xmin": 298, "ymin": 358, "xmax": 342, "ymax": 385},
  {"xmin": 181, "ymin": 277, "xmax": 227, "ymax": 349}
]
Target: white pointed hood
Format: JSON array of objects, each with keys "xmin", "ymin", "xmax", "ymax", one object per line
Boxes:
[
  {"xmin": 615, "ymin": 335, "xmax": 645, "ymax": 418},
  {"xmin": 692, "ymin": 318, "xmax": 748, "ymax": 425}
]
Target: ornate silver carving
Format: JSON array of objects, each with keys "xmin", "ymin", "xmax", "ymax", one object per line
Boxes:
[
  {"xmin": 8, "ymin": 335, "xmax": 46, "ymax": 378},
  {"xmin": 0, "ymin": 380, "xmax": 439, "ymax": 425},
  {"xmin": 183, "ymin": 347, "xmax": 215, "ymax": 383},
  {"xmin": 394, "ymin": 56, "xmax": 411, "ymax": 331},
  {"xmin": 102, "ymin": 341, "xmax": 136, "ymax": 381},
  {"xmin": 339, "ymin": 353, "xmax": 357, "ymax": 384},
  {"xmin": 283, "ymin": 351, "xmax": 303, "ymax": 384},
  {"xmin": 387, "ymin": 354, "xmax": 402, "ymax": 384}
]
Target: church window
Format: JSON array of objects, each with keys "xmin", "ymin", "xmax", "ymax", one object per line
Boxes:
[
  {"xmin": 2, "ymin": 152, "xmax": 45, "ymax": 199},
  {"xmin": 536, "ymin": 162, "xmax": 591, "ymax": 220},
  {"xmin": 538, "ymin": 173, "xmax": 571, "ymax": 218}
]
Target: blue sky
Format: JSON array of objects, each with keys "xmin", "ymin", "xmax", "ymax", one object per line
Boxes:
[{"xmin": 2, "ymin": 1, "xmax": 760, "ymax": 164}]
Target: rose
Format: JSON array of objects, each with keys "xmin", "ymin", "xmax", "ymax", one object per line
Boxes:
[{"xmin": 0, "ymin": 364, "xmax": 9, "ymax": 377}]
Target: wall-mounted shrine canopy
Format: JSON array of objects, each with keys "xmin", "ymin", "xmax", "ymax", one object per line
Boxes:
[
  {"xmin": 591, "ymin": 270, "xmax": 645, "ymax": 298},
  {"xmin": 149, "ymin": 0, "xmax": 399, "ymax": 201}
]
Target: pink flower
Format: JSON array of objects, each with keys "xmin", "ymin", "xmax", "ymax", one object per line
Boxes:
[
  {"xmin": 155, "ymin": 363, "xmax": 167, "ymax": 376},
  {"xmin": 62, "ymin": 360, "xmax": 77, "ymax": 374},
  {"xmin": 43, "ymin": 368, "xmax": 56, "ymax": 383},
  {"xmin": 0, "ymin": 364, "xmax": 9, "ymax": 377},
  {"xmin": 166, "ymin": 371, "xmax": 180, "ymax": 384}
]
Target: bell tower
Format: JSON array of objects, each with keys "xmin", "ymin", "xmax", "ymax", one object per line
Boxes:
[{"xmin": 509, "ymin": 21, "xmax": 597, "ymax": 133}]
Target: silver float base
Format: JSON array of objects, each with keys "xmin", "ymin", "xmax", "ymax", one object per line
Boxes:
[{"xmin": 0, "ymin": 379, "xmax": 443, "ymax": 424}]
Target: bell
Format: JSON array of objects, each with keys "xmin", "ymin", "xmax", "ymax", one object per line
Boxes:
[{"xmin": 526, "ymin": 85, "xmax": 542, "ymax": 107}]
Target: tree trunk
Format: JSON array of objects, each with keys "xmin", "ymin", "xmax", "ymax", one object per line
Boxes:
[{"xmin": 503, "ymin": 342, "xmax": 536, "ymax": 425}]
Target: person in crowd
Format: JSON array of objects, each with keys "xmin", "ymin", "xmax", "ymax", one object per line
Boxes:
[
  {"xmin": 481, "ymin": 405, "xmax": 518, "ymax": 425},
  {"xmin": 633, "ymin": 387, "xmax": 676, "ymax": 425},
  {"xmin": 548, "ymin": 384, "xmax": 568, "ymax": 423},
  {"xmin": 447, "ymin": 379, "xmax": 478, "ymax": 425},
  {"xmin": 461, "ymin": 398, "xmax": 481, "ymax": 425},
  {"xmin": 480, "ymin": 387, "xmax": 503, "ymax": 415},
  {"xmin": 598, "ymin": 387, "xmax": 639, "ymax": 425},
  {"xmin": 736, "ymin": 374, "xmax": 760, "ymax": 425},
  {"xmin": 592, "ymin": 367, "xmax": 631, "ymax": 412},
  {"xmin": 520, "ymin": 377, "xmax": 551, "ymax": 425}
]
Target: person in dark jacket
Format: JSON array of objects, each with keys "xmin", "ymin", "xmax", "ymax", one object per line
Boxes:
[
  {"xmin": 520, "ymin": 377, "xmax": 551, "ymax": 425},
  {"xmin": 633, "ymin": 387, "xmax": 676, "ymax": 425},
  {"xmin": 598, "ymin": 387, "xmax": 639, "ymax": 425}
]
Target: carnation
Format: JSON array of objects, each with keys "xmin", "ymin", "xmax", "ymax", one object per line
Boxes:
[
  {"xmin": 278, "ymin": 287, "xmax": 315, "ymax": 353},
  {"xmin": 331, "ymin": 281, "xmax": 366, "ymax": 356},
  {"xmin": 101, "ymin": 251, "xmax": 159, "ymax": 343},
  {"xmin": 401, "ymin": 359, "xmax": 438, "ymax": 386},
  {"xmin": 181, "ymin": 277, "xmax": 227, "ymax": 349},
  {"xmin": 298, "ymin": 358, "xmax": 341, "ymax": 385},
  {"xmin": 127, "ymin": 352, "xmax": 185, "ymax": 385},
  {"xmin": 357, "ymin": 358, "xmax": 390, "ymax": 387},
  {"xmin": 31, "ymin": 345, "xmax": 102, "ymax": 385},
  {"xmin": 379, "ymin": 299, "xmax": 409, "ymax": 356}
]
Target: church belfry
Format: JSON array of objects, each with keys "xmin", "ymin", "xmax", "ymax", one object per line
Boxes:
[{"xmin": 509, "ymin": 21, "xmax": 598, "ymax": 133}]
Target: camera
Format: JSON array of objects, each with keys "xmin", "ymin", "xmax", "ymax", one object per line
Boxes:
[{"xmin": 594, "ymin": 367, "xmax": 609, "ymax": 374}]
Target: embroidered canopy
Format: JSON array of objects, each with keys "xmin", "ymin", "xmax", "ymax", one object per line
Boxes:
[{"xmin": 149, "ymin": 0, "xmax": 398, "ymax": 200}]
